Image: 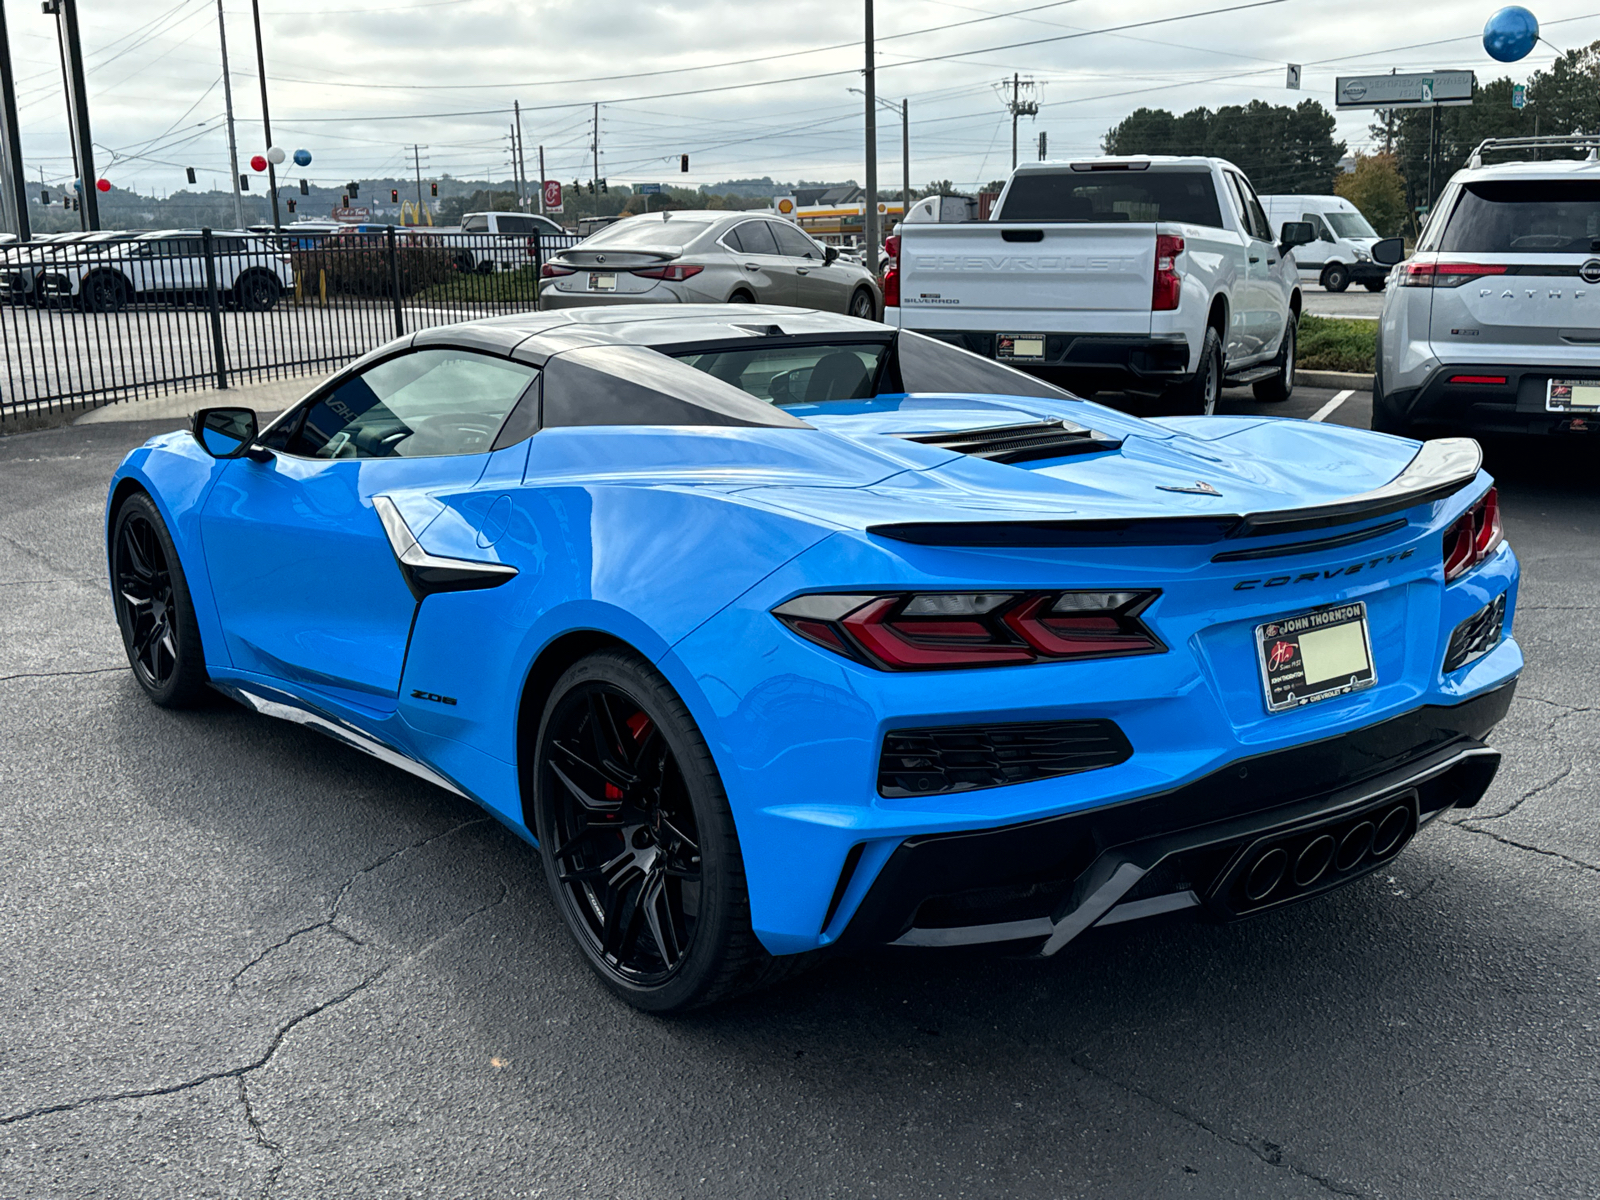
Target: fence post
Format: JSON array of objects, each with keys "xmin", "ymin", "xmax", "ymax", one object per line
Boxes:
[
  {"xmin": 387, "ymin": 225, "xmax": 405, "ymax": 338},
  {"xmin": 201, "ymin": 227, "xmax": 229, "ymax": 390}
]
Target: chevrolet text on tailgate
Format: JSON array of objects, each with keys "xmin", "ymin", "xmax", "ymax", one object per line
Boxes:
[{"xmin": 886, "ymin": 156, "xmax": 1371, "ymax": 415}]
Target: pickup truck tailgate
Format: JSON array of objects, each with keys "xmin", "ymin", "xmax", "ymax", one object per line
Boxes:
[{"xmin": 899, "ymin": 223, "xmax": 1155, "ymax": 334}]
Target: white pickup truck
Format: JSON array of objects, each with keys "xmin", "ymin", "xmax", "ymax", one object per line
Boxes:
[
  {"xmin": 885, "ymin": 157, "xmax": 1314, "ymax": 414},
  {"xmin": 415, "ymin": 211, "xmax": 571, "ymax": 275}
]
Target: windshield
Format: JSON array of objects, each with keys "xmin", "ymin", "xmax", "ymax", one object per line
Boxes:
[
  {"xmin": 998, "ymin": 169, "xmax": 1223, "ymax": 227},
  {"xmin": 675, "ymin": 342, "xmax": 889, "ymax": 405},
  {"xmin": 580, "ymin": 219, "xmax": 713, "ymax": 252},
  {"xmin": 1325, "ymin": 210, "xmax": 1377, "ymax": 239},
  {"xmin": 1436, "ymin": 180, "xmax": 1600, "ymax": 253}
]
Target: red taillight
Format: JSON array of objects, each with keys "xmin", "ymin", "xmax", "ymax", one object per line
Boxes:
[
  {"xmin": 1443, "ymin": 487, "xmax": 1504, "ymax": 582},
  {"xmin": 526, "ymin": 236, "xmax": 538, "ymax": 258},
  {"xmin": 772, "ymin": 590, "xmax": 1163, "ymax": 671},
  {"xmin": 884, "ymin": 234, "xmax": 900, "ymax": 260},
  {"xmin": 630, "ymin": 264, "xmax": 704, "ymax": 281},
  {"xmin": 1448, "ymin": 375, "xmax": 1507, "ymax": 385},
  {"xmin": 1152, "ymin": 233, "xmax": 1183, "ymax": 311},
  {"xmin": 882, "ymin": 259, "xmax": 899, "ymax": 308},
  {"xmin": 1400, "ymin": 261, "xmax": 1508, "ymax": 288},
  {"xmin": 540, "ymin": 263, "xmax": 575, "ymax": 278}
]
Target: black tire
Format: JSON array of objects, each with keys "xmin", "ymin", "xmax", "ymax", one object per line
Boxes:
[
  {"xmin": 848, "ymin": 286, "xmax": 877, "ymax": 321},
  {"xmin": 475, "ymin": 260, "xmax": 495, "ymax": 276},
  {"xmin": 1322, "ymin": 263, "xmax": 1350, "ymax": 293},
  {"xmin": 1252, "ymin": 317, "xmax": 1296, "ymax": 404},
  {"xmin": 234, "ymin": 270, "xmax": 281, "ymax": 312},
  {"xmin": 110, "ymin": 492, "xmax": 211, "ymax": 708},
  {"xmin": 1370, "ymin": 360, "xmax": 1414, "ymax": 437},
  {"xmin": 1363, "ymin": 280, "xmax": 1385, "ymax": 292},
  {"xmin": 1161, "ymin": 324, "xmax": 1224, "ymax": 416},
  {"xmin": 532, "ymin": 649, "xmax": 800, "ymax": 1012},
  {"xmin": 727, "ymin": 289, "xmax": 754, "ymax": 303},
  {"xmin": 81, "ymin": 271, "xmax": 129, "ymax": 313},
  {"xmin": 452, "ymin": 251, "xmax": 475, "ymax": 274}
]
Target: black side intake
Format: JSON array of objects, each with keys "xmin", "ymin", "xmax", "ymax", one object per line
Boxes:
[
  {"xmin": 1444, "ymin": 593, "xmax": 1507, "ymax": 674},
  {"xmin": 896, "ymin": 419, "xmax": 1123, "ymax": 464},
  {"xmin": 879, "ymin": 718, "xmax": 1132, "ymax": 798}
]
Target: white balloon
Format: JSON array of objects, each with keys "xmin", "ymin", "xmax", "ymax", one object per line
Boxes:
[{"xmin": 266, "ymin": 146, "xmax": 286, "ymax": 165}]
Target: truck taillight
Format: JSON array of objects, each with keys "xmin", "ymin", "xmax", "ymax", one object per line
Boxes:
[
  {"xmin": 884, "ymin": 234, "xmax": 900, "ymax": 260},
  {"xmin": 1152, "ymin": 234, "xmax": 1183, "ymax": 311},
  {"xmin": 882, "ymin": 260, "xmax": 899, "ymax": 307}
]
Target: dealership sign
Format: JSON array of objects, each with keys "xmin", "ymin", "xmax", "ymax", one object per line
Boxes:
[{"xmin": 1336, "ymin": 71, "xmax": 1475, "ymax": 109}]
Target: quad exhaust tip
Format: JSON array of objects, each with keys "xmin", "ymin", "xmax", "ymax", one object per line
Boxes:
[{"xmin": 1226, "ymin": 799, "xmax": 1416, "ymax": 916}]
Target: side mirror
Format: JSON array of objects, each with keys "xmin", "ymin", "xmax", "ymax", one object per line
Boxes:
[
  {"xmin": 823, "ymin": 244, "xmax": 840, "ymax": 265},
  {"xmin": 192, "ymin": 406, "xmax": 259, "ymax": 459},
  {"xmin": 1370, "ymin": 237, "xmax": 1405, "ymax": 266},
  {"xmin": 1279, "ymin": 221, "xmax": 1315, "ymax": 252}
]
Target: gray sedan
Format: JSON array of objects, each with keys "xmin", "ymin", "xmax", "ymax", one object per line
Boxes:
[{"xmin": 538, "ymin": 210, "xmax": 882, "ymax": 320}]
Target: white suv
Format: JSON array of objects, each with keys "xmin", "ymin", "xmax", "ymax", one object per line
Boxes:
[
  {"xmin": 1375, "ymin": 136, "xmax": 1600, "ymax": 438},
  {"xmin": 40, "ymin": 230, "xmax": 293, "ymax": 313}
]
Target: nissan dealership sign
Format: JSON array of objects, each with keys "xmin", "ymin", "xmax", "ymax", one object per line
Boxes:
[{"xmin": 1336, "ymin": 71, "xmax": 1475, "ymax": 109}]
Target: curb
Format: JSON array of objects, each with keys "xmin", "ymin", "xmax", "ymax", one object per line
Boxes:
[{"xmin": 1299, "ymin": 369, "xmax": 1374, "ymax": 391}]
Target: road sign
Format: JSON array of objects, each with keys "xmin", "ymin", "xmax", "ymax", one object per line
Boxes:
[
  {"xmin": 637, "ymin": 183, "xmax": 662, "ymax": 195},
  {"xmin": 1286, "ymin": 63, "xmax": 1301, "ymax": 89},
  {"xmin": 542, "ymin": 179, "xmax": 562, "ymax": 212},
  {"xmin": 1512, "ymin": 83, "xmax": 1527, "ymax": 109},
  {"xmin": 1335, "ymin": 70, "xmax": 1474, "ymax": 109}
]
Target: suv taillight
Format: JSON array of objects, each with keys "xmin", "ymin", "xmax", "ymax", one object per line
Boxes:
[
  {"xmin": 772, "ymin": 590, "xmax": 1164, "ymax": 671},
  {"xmin": 1400, "ymin": 261, "xmax": 1508, "ymax": 288},
  {"xmin": 1443, "ymin": 487, "xmax": 1503, "ymax": 582},
  {"xmin": 1152, "ymin": 234, "xmax": 1183, "ymax": 311}
]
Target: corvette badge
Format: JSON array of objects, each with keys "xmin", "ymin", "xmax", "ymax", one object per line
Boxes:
[{"xmin": 1157, "ymin": 481, "xmax": 1222, "ymax": 495}]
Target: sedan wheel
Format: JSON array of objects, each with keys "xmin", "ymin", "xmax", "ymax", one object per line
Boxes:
[{"xmin": 849, "ymin": 287, "xmax": 876, "ymax": 321}]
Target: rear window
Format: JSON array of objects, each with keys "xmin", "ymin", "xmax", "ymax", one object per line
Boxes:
[
  {"xmin": 581, "ymin": 218, "xmax": 713, "ymax": 251},
  {"xmin": 1435, "ymin": 181, "xmax": 1600, "ymax": 253},
  {"xmin": 674, "ymin": 341, "xmax": 890, "ymax": 405},
  {"xmin": 998, "ymin": 169, "xmax": 1223, "ymax": 227}
]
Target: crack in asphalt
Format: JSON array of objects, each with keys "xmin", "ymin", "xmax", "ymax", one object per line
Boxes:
[
  {"xmin": 0, "ymin": 879, "xmax": 510, "ymax": 1132},
  {"xmin": 230, "ymin": 817, "xmax": 490, "ymax": 988},
  {"xmin": 0, "ymin": 530, "xmax": 101, "ymax": 587},
  {"xmin": 1068, "ymin": 1054, "xmax": 1365, "ymax": 1196},
  {"xmin": 1445, "ymin": 821, "xmax": 1600, "ymax": 875},
  {"xmin": 237, "ymin": 1076, "xmax": 284, "ymax": 1200},
  {"xmin": 0, "ymin": 666, "xmax": 126, "ymax": 684},
  {"xmin": 1458, "ymin": 763, "xmax": 1574, "ymax": 825}
]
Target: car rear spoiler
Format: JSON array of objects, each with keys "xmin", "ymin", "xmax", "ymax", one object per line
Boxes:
[{"xmin": 867, "ymin": 438, "xmax": 1483, "ymax": 548}]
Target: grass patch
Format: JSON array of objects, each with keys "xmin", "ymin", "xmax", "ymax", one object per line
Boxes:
[
  {"xmin": 1298, "ymin": 314, "xmax": 1376, "ymax": 373},
  {"xmin": 411, "ymin": 266, "xmax": 541, "ymax": 306}
]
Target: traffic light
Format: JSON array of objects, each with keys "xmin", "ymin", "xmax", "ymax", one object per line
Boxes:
[
  {"xmin": 430, "ymin": 181, "xmax": 438, "ymax": 197},
  {"xmin": 186, "ymin": 167, "xmax": 196, "ymax": 184},
  {"xmin": 587, "ymin": 180, "xmax": 595, "ymax": 195},
  {"xmin": 599, "ymin": 178, "xmax": 607, "ymax": 194},
  {"xmin": 287, "ymin": 198, "xmax": 297, "ymax": 213},
  {"xmin": 341, "ymin": 193, "xmax": 349, "ymax": 207},
  {"xmin": 299, "ymin": 179, "xmax": 308, "ymax": 195},
  {"xmin": 681, "ymin": 154, "xmax": 688, "ymax": 173},
  {"xmin": 39, "ymin": 189, "xmax": 48, "ymax": 204},
  {"xmin": 348, "ymin": 181, "xmax": 359, "ymax": 198},
  {"xmin": 240, "ymin": 174, "xmax": 249, "ymax": 190},
  {"xmin": 391, "ymin": 188, "xmax": 399, "ymax": 203}
]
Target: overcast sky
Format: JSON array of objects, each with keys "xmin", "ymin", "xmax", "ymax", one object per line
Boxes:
[{"xmin": 7, "ymin": 0, "xmax": 1594, "ymax": 198}]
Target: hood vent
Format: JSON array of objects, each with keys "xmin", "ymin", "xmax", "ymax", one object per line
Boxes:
[{"xmin": 896, "ymin": 419, "xmax": 1122, "ymax": 465}]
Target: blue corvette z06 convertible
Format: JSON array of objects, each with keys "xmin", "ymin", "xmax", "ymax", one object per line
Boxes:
[{"xmin": 106, "ymin": 305, "xmax": 1521, "ymax": 1010}]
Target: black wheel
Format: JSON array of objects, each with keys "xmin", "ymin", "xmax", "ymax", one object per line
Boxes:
[
  {"xmin": 1252, "ymin": 317, "xmax": 1296, "ymax": 403},
  {"xmin": 727, "ymin": 289, "xmax": 754, "ymax": 303},
  {"xmin": 1322, "ymin": 263, "xmax": 1350, "ymax": 293},
  {"xmin": 1363, "ymin": 280, "xmax": 1385, "ymax": 292},
  {"xmin": 451, "ymin": 251, "xmax": 475, "ymax": 274},
  {"xmin": 110, "ymin": 492, "xmax": 210, "ymax": 708},
  {"xmin": 533, "ymin": 650, "xmax": 795, "ymax": 1011},
  {"xmin": 848, "ymin": 286, "xmax": 877, "ymax": 321},
  {"xmin": 235, "ymin": 270, "xmax": 281, "ymax": 312},
  {"xmin": 81, "ymin": 271, "xmax": 129, "ymax": 313},
  {"xmin": 475, "ymin": 260, "xmax": 495, "ymax": 276},
  {"xmin": 1370, "ymin": 361, "xmax": 1414, "ymax": 438},
  {"xmin": 1161, "ymin": 324, "xmax": 1224, "ymax": 416}
]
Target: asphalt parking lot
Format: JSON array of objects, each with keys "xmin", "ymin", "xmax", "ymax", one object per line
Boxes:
[{"xmin": 2, "ymin": 400, "xmax": 1597, "ymax": 1199}]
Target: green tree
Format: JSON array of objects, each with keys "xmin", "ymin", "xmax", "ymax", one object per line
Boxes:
[
  {"xmin": 917, "ymin": 179, "xmax": 963, "ymax": 197},
  {"xmin": 1103, "ymin": 99, "xmax": 1345, "ymax": 192},
  {"xmin": 1334, "ymin": 152, "xmax": 1409, "ymax": 237}
]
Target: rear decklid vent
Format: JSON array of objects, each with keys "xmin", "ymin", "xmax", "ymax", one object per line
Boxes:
[{"xmin": 896, "ymin": 418, "xmax": 1122, "ymax": 464}]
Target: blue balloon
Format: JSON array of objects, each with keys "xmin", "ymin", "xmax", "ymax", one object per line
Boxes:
[
  {"xmin": 292, "ymin": 148, "xmax": 312, "ymax": 167},
  {"xmin": 1484, "ymin": 6, "xmax": 1539, "ymax": 62}
]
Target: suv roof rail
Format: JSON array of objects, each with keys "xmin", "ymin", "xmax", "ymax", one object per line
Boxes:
[{"xmin": 1468, "ymin": 134, "xmax": 1600, "ymax": 168}]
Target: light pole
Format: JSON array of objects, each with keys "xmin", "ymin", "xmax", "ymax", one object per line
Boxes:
[
  {"xmin": 43, "ymin": 0, "xmax": 96, "ymax": 230},
  {"xmin": 0, "ymin": 0, "xmax": 31, "ymax": 239},
  {"xmin": 852, "ymin": 87, "xmax": 909, "ymax": 227},
  {"xmin": 248, "ymin": 0, "xmax": 278, "ymax": 229},
  {"xmin": 215, "ymin": 0, "xmax": 244, "ymax": 229},
  {"xmin": 863, "ymin": 0, "xmax": 878, "ymax": 274}
]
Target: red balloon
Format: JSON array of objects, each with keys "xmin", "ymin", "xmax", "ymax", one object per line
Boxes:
[
  {"xmin": 95, "ymin": 178, "xmax": 111, "ymax": 192},
  {"xmin": 250, "ymin": 154, "xmax": 267, "ymax": 172}
]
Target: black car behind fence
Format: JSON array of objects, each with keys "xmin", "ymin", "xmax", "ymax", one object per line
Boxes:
[{"xmin": 0, "ymin": 226, "xmax": 580, "ymax": 422}]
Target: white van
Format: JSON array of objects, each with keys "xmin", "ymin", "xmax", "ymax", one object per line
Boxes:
[{"xmin": 1261, "ymin": 194, "xmax": 1387, "ymax": 292}]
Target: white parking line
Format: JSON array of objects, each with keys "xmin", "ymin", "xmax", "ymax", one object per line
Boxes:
[{"xmin": 1310, "ymin": 389, "xmax": 1355, "ymax": 423}]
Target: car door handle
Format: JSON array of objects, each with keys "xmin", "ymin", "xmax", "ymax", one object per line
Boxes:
[
  {"xmin": 1249, "ymin": 256, "xmax": 1261, "ymax": 263},
  {"xmin": 744, "ymin": 263, "xmax": 758, "ymax": 270},
  {"xmin": 1267, "ymin": 257, "xmax": 1277, "ymax": 265},
  {"xmin": 796, "ymin": 267, "xmax": 809, "ymax": 275}
]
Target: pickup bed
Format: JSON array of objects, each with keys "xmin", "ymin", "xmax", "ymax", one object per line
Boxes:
[{"xmin": 885, "ymin": 156, "xmax": 1312, "ymax": 413}]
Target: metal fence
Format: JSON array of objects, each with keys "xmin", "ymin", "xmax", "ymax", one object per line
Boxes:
[{"xmin": 0, "ymin": 225, "xmax": 581, "ymax": 421}]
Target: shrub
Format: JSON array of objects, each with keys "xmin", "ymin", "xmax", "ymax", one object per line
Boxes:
[
  {"xmin": 290, "ymin": 242, "xmax": 457, "ymax": 298},
  {"xmin": 1298, "ymin": 314, "xmax": 1376, "ymax": 373}
]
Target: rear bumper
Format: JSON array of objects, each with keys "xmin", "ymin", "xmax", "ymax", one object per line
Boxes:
[
  {"xmin": 916, "ymin": 330, "xmax": 1191, "ymax": 386},
  {"xmin": 835, "ymin": 681, "xmax": 1514, "ymax": 954},
  {"xmin": 1383, "ymin": 362, "xmax": 1600, "ymax": 435}
]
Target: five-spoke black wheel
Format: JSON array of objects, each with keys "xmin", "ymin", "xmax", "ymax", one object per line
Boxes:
[
  {"xmin": 533, "ymin": 650, "xmax": 797, "ymax": 1011},
  {"xmin": 111, "ymin": 493, "xmax": 209, "ymax": 707}
]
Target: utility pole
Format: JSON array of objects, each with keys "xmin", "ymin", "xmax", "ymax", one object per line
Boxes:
[
  {"xmin": 863, "ymin": 0, "xmax": 878, "ymax": 274},
  {"xmin": 514, "ymin": 100, "xmax": 529, "ymax": 210},
  {"xmin": 412, "ymin": 143, "xmax": 425, "ymax": 211},
  {"xmin": 248, "ymin": 0, "xmax": 278, "ymax": 229},
  {"xmin": 215, "ymin": 0, "xmax": 244, "ymax": 229},
  {"xmin": 591, "ymin": 102, "xmax": 600, "ymax": 209},
  {"xmin": 44, "ymin": 0, "xmax": 96, "ymax": 229},
  {"xmin": 900, "ymin": 97, "xmax": 909, "ymax": 224},
  {"xmin": 999, "ymin": 74, "xmax": 1040, "ymax": 172},
  {"xmin": 0, "ymin": 0, "xmax": 31, "ymax": 240},
  {"xmin": 537, "ymin": 144, "xmax": 546, "ymax": 216}
]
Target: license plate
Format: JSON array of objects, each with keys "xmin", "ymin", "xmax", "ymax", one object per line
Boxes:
[
  {"xmin": 996, "ymin": 333, "xmax": 1046, "ymax": 362},
  {"xmin": 1256, "ymin": 602, "xmax": 1376, "ymax": 713},
  {"xmin": 589, "ymin": 272, "xmax": 617, "ymax": 292},
  {"xmin": 1547, "ymin": 379, "xmax": 1600, "ymax": 411}
]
